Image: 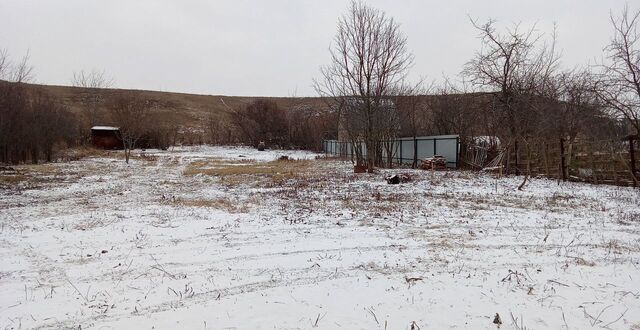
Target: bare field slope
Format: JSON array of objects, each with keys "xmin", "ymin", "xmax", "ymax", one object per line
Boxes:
[{"xmin": 28, "ymin": 83, "xmax": 328, "ymax": 128}]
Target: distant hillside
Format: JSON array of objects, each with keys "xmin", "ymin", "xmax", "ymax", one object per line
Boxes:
[{"xmin": 27, "ymin": 83, "xmax": 329, "ymax": 129}]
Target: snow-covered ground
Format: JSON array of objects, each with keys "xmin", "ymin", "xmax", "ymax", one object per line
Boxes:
[{"xmin": 1, "ymin": 146, "xmax": 639, "ymax": 329}]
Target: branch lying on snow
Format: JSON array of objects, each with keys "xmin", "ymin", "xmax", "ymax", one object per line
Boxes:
[
  {"xmin": 547, "ymin": 279, "xmax": 570, "ymax": 287},
  {"xmin": 311, "ymin": 312, "xmax": 327, "ymax": 327},
  {"xmin": 150, "ymin": 254, "xmax": 179, "ymax": 279},
  {"xmin": 366, "ymin": 307, "xmax": 379, "ymax": 325},
  {"xmin": 66, "ymin": 278, "xmax": 90, "ymax": 303},
  {"xmin": 602, "ymin": 307, "xmax": 628, "ymax": 329},
  {"xmin": 405, "ymin": 276, "xmax": 423, "ymax": 288},
  {"xmin": 510, "ymin": 312, "xmax": 529, "ymax": 330},
  {"xmin": 579, "ymin": 304, "xmax": 627, "ymax": 328}
]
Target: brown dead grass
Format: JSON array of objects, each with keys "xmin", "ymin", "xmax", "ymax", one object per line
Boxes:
[
  {"xmin": 1, "ymin": 163, "xmax": 71, "ymax": 187},
  {"xmin": 21, "ymin": 163, "xmax": 65, "ymax": 175},
  {"xmin": 0, "ymin": 174, "xmax": 30, "ymax": 185},
  {"xmin": 171, "ymin": 197, "xmax": 248, "ymax": 213},
  {"xmin": 59, "ymin": 146, "xmax": 108, "ymax": 161},
  {"xmin": 184, "ymin": 159, "xmax": 313, "ymax": 187}
]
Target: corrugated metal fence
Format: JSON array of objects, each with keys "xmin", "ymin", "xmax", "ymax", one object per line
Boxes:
[{"xmin": 323, "ymin": 135, "xmax": 460, "ymax": 168}]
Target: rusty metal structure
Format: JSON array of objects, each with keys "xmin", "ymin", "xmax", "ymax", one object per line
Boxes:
[{"xmin": 91, "ymin": 126, "xmax": 123, "ymax": 150}]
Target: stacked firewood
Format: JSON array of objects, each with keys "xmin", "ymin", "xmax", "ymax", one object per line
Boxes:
[{"xmin": 421, "ymin": 156, "xmax": 447, "ymax": 170}]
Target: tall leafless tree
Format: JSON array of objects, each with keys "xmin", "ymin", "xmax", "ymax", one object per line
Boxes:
[
  {"xmin": 314, "ymin": 0, "xmax": 414, "ymax": 171},
  {"xmin": 464, "ymin": 19, "xmax": 560, "ymax": 175},
  {"xmin": 598, "ymin": 5, "xmax": 640, "ymax": 136}
]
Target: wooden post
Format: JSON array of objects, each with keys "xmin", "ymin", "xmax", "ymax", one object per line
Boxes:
[
  {"xmin": 431, "ymin": 161, "xmax": 435, "ymax": 181},
  {"xmin": 611, "ymin": 146, "xmax": 619, "ymax": 185},
  {"xmin": 505, "ymin": 146, "xmax": 511, "ymax": 175},
  {"xmin": 630, "ymin": 136, "xmax": 637, "ymax": 187},
  {"xmin": 560, "ymin": 137, "xmax": 567, "ymax": 182},
  {"xmin": 514, "ymin": 139, "xmax": 520, "ymax": 176},
  {"xmin": 543, "ymin": 141, "xmax": 550, "ymax": 177},
  {"xmin": 589, "ymin": 142, "xmax": 598, "ymax": 185}
]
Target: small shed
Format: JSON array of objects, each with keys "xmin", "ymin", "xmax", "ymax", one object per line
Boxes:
[{"xmin": 91, "ymin": 126, "xmax": 123, "ymax": 150}]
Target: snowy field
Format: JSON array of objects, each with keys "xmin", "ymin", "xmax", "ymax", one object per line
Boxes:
[{"xmin": 1, "ymin": 146, "xmax": 640, "ymax": 329}]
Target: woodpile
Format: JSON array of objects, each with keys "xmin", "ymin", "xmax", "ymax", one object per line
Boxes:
[
  {"xmin": 421, "ymin": 156, "xmax": 447, "ymax": 170},
  {"xmin": 354, "ymin": 164, "xmax": 367, "ymax": 173}
]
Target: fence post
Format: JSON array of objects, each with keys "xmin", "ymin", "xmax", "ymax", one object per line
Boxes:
[
  {"xmin": 543, "ymin": 141, "xmax": 550, "ymax": 177},
  {"xmin": 630, "ymin": 136, "xmax": 637, "ymax": 187},
  {"xmin": 411, "ymin": 136, "xmax": 421, "ymax": 168},
  {"xmin": 611, "ymin": 146, "xmax": 619, "ymax": 186},
  {"xmin": 433, "ymin": 139, "xmax": 437, "ymax": 155},
  {"xmin": 514, "ymin": 139, "xmax": 520, "ymax": 176},
  {"xmin": 589, "ymin": 142, "xmax": 598, "ymax": 185},
  {"xmin": 456, "ymin": 136, "xmax": 460, "ymax": 169},
  {"xmin": 560, "ymin": 137, "xmax": 567, "ymax": 182}
]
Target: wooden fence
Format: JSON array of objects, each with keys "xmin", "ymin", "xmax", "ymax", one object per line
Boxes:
[{"xmin": 506, "ymin": 136, "xmax": 638, "ymax": 187}]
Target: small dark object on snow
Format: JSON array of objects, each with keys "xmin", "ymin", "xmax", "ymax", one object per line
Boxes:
[
  {"xmin": 101, "ymin": 250, "xmax": 108, "ymax": 254},
  {"xmin": 257, "ymin": 141, "xmax": 266, "ymax": 151},
  {"xmin": 279, "ymin": 155, "xmax": 289, "ymax": 161},
  {"xmin": 493, "ymin": 313, "xmax": 502, "ymax": 325},
  {"xmin": 386, "ymin": 173, "xmax": 412, "ymax": 184},
  {"xmin": 386, "ymin": 174, "xmax": 400, "ymax": 184}
]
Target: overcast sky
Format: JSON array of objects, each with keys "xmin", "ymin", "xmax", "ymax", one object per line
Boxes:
[{"xmin": 0, "ymin": 0, "xmax": 634, "ymax": 96}]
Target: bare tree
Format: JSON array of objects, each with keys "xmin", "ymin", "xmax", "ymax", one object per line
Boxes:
[
  {"xmin": 71, "ymin": 69, "xmax": 114, "ymax": 126},
  {"xmin": 0, "ymin": 49, "xmax": 34, "ymax": 83},
  {"xmin": 109, "ymin": 92, "xmax": 151, "ymax": 163},
  {"xmin": 0, "ymin": 49, "xmax": 9, "ymax": 80},
  {"xmin": 598, "ymin": 5, "xmax": 640, "ymax": 136},
  {"xmin": 206, "ymin": 108, "xmax": 234, "ymax": 145},
  {"xmin": 463, "ymin": 18, "xmax": 560, "ymax": 175},
  {"xmin": 230, "ymin": 99, "xmax": 288, "ymax": 147},
  {"xmin": 11, "ymin": 50, "xmax": 34, "ymax": 83},
  {"xmin": 314, "ymin": 0, "xmax": 414, "ymax": 171},
  {"xmin": 71, "ymin": 69, "xmax": 114, "ymax": 89}
]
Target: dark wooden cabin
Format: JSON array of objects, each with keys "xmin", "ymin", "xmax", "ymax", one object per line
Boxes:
[{"xmin": 91, "ymin": 126, "xmax": 124, "ymax": 150}]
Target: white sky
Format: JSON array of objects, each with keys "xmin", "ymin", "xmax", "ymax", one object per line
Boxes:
[{"xmin": 0, "ymin": 0, "xmax": 634, "ymax": 96}]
